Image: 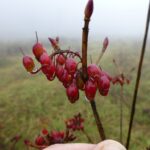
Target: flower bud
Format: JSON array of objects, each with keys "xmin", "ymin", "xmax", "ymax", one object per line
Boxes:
[
  {"xmin": 35, "ymin": 136, "xmax": 45, "ymax": 146},
  {"xmin": 42, "ymin": 129, "xmax": 49, "ymax": 136},
  {"xmin": 56, "ymin": 36, "xmax": 59, "ymax": 43},
  {"xmin": 84, "ymin": 0, "xmax": 94, "ymax": 19},
  {"xmin": 65, "ymin": 58, "xmax": 77, "ymax": 75},
  {"xmin": 23, "ymin": 56, "xmax": 35, "ymax": 72},
  {"xmin": 66, "ymin": 81, "xmax": 79, "ymax": 103},
  {"xmin": 85, "ymin": 78, "xmax": 97, "ymax": 101},
  {"xmin": 32, "ymin": 43, "xmax": 46, "ymax": 60},
  {"xmin": 103, "ymin": 37, "xmax": 109, "ymax": 52},
  {"xmin": 48, "ymin": 37, "xmax": 59, "ymax": 50},
  {"xmin": 39, "ymin": 52, "xmax": 51, "ymax": 65},
  {"xmin": 56, "ymin": 54, "xmax": 66, "ymax": 65},
  {"xmin": 98, "ymin": 75, "xmax": 110, "ymax": 96}
]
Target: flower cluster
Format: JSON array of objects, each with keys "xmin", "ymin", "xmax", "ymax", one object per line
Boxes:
[
  {"xmin": 24, "ymin": 113, "xmax": 87, "ymax": 149},
  {"xmin": 22, "ymin": 35, "xmax": 112, "ymax": 103},
  {"xmin": 65, "ymin": 113, "xmax": 84, "ymax": 131},
  {"xmin": 111, "ymin": 59, "xmax": 131, "ymax": 86},
  {"xmin": 112, "ymin": 74, "xmax": 130, "ymax": 86},
  {"xmin": 24, "ymin": 126, "xmax": 76, "ymax": 149}
]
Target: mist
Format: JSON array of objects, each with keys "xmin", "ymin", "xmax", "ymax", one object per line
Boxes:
[{"xmin": 0, "ymin": 0, "xmax": 149, "ymax": 41}]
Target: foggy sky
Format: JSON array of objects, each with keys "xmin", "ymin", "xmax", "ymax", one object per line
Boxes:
[{"xmin": 0, "ymin": 0, "xmax": 149, "ymax": 41}]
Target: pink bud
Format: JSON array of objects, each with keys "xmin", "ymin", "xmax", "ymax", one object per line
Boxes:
[
  {"xmin": 23, "ymin": 56, "xmax": 35, "ymax": 72},
  {"xmin": 103, "ymin": 37, "xmax": 109, "ymax": 51},
  {"xmin": 85, "ymin": 78, "xmax": 97, "ymax": 101},
  {"xmin": 98, "ymin": 75, "xmax": 110, "ymax": 96},
  {"xmin": 42, "ymin": 128, "xmax": 49, "ymax": 136},
  {"xmin": 66, "ymin": 81, "xmax": 79, "ymax": 103},
  {"xmin": 84, "ymin": 0, "xmax": 94, "ymax": 19},
  {"xmin": 35, "ymin": 136, "xmax": 45, "ymax": 146},
  {"xmin": 39, "ymin": 52, "xmax": 51, "ymax": 65},
  {"xmin": 48, "ymin": 37, "xmax": 59, "ymax": 49},
  {"xmin": 56, "ymin": 36, "xmax": 59, "ymax": 43}
]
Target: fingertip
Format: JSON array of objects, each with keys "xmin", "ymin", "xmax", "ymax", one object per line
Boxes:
[{"xmin": 94, "ymin": 140, "xmax": 126, "ymax": 150}]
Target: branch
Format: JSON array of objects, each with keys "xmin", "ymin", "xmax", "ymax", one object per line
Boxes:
[
  {"xmin": 82, "ymin": 129, "xmax": 93, "ymax": 143},
  {"xmin": 90, "ymin": 100, "xmax": 106, "ymax": 140},
  {"xmin": 120, "ymin": 86, "xmax": 123, "ymax": 143},
  {"xmin": 126, "ymin": 1, "xmax": 150, "ymax": 149},
  {"xmin": 82, "ymin": 18, "xmax": 90, "ymax": 81},
  {"xmin": 50, "ymin": 50, "xmax": 82, "ymax": 61}
]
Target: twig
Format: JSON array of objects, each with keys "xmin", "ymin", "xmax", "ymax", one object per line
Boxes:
[
  {"xmin": 96, "ymin": 52, "xmax": 103, "ymax": 65},
  {"xmin": 50, "ymin": 49, "xmax": 82, "ymax": 61},
  {"xmin": 30, "ymin": 67, "xmax": 42, "ymax": 74},
  {"xmin": 120, "ymin": 86, "xmax": 123, "ymax": 143},
  {"xmin": 90, "ymin": 55, "xmax": 93, "ymax": 64},
  {"xmin": 19, "ymin": 48, "xmax": 25, "ymax": 56},
  {"xmin": 82, "ymin": 129, "xmax": 93, "ymax": 143},
  {"xmin": 96, "ymin": 37, "xmax": 109, "ymax": 64},
  {"xmin": 90, "ymin": 100, "xmax": 106, "ymax": 140},
  {"xmin": 35, "ymin": 31, "xmax": 38, "ymax": 43},
  {"xmin": 126, "ymin": 1, "xmax": 150, "ymax": 149},
  {"xmin": 113, "ymin": 59, "xmax": 122, "ymax": 74},
  {"xmin": 82, "ymin": 18, "xmax": 90, "ymax": 81}
]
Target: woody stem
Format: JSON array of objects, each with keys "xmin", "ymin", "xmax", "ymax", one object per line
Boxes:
[
  {"xmin": 90, "ymin": 100, "xmax": 106, "ymax": 141},
  {"xmin": 82, "ymin": 18, "xmax": 90, "ymax": 81}
]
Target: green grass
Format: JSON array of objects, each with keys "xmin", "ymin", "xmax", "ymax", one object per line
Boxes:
[{"xmin": 0, "ymin": 41, "xmax": 150, "ymax": 150}]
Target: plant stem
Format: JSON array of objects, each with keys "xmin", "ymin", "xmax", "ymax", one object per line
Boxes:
[
  {"xmin": 82, "ymin": 129, "xmax": 93, "ymax": 143},
  {"xmin": 90, "ymin": 55, "xmax": 93, "ymax": 64},
  {"xmin": 120, "ymin": 86, "xmax": 123, "ymax": 143},
  {"xmin": 20, "ymin": 48, "xmax": 25, "ymax": 56},
  {"xmin": 90, "ymin": 100, "xmax": 106, "ymax": 140},
  {"xmin": 82, "ymin": 1, "xmax": 106, "ymax": 142},
  {"xmin": 96, "ymin": 45, "xmax": 106, "ymax": 65},
  {"xmin": 50, "ymin": 49, "xmax": 82, "ymax": 60},
  {"xmin": 82, "ymin": 18, "xmax": 90, "ymax": 81},
  {"xmin": 35, "ymin": 31, "xmax": 38, "ymax": 43},
  {"xmin": 96, "ymin": 52, "xmax": 103, "ymax": 65},
  {"xmin": 126, "ymin": 1, "xmax": 150, "ymax": 149}
]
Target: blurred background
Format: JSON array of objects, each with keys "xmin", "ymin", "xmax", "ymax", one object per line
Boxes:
[
  {"xmin": 0, "ymin": 0, "xmax": 150, "ymax": 149},
  {"xmin": 0, "ymin": 0, "xmax": 149, "ymax": 40}
]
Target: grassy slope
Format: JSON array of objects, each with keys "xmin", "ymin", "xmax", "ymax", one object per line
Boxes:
[{"xmin": 0, "ymin": 41, "xmax": 150, "ymax": 150}]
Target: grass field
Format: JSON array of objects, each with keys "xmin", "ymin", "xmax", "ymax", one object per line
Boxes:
[{"xmin": 0, "ymin": 39, "xmax": 150, "ymax": 150}]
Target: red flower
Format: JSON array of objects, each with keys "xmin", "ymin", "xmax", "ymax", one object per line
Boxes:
[
  {"xmin": 35, "ymin": 135, "xmax": 45, "ymax": 146},
  {"xmin": 66, "ymin": 113, "xmax": 84, "ymax": 131},
  {"xmin": 42, "ymin": 129, "xmax": 49, "ymax": 136},
  {"xmin": 49, "ymin": 131, "xmax": 65, "ymax": 144}
]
